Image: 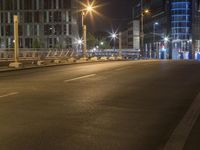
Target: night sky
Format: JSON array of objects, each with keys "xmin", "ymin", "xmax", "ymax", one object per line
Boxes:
[{"xmin": 87, "ymin": 0, "xmax": 133, "ymax": 33}]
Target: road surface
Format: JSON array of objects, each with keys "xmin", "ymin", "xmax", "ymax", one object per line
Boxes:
[{"xmin": 0, "ymin": 60, "xmax": 200, "ymax": 150}]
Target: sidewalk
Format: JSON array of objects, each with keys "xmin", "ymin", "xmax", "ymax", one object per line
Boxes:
[
  {"xmin": 183, "ymin": 116, "xmax": 200, "ymax": 150},
  {"xmin": 163, "ymin": 92, "xmax": 200, "ymax": 150}
]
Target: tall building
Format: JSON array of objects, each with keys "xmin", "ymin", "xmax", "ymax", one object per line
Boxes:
[
  {"xmin": 0, "ymin": 0, "xmax": 79, "ymax": 49},
  {"xmin": 134, "ymin": 0, "xmax": 200, "ymax": 60},
  {"xmin": 121, "ymin": 21, "xmax": 140, "ymax": 50},
  {"xmin": 120, "ymin": 0, "xmax": 140, "ymax": 50}
]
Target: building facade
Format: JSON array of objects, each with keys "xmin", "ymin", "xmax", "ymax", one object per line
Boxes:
[
  {"xmin": 121, "ymin": 21, "xmax": 140, "ymax": 50},
  {"xmin": 133, "ymin": 0, "xmax": 200, "ymax": 60},
  {"xmin": 0, "ymin": 0, "xmax": 79, "ymax": 49}
]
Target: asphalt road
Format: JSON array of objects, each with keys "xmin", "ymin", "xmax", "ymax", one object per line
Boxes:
[{"xmin": 0, "ymin": 60, "xmax": 200, "ymax": 150}]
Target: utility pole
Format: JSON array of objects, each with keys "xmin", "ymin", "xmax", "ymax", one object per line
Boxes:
[
  {"xmin": 153, "ymin": 22, "xmax": 159, "ymax": 59},
  {"xmin": 140, "ymin": 0, "xmax": 144, "ymax": 58},
  {"xmin": 118, "ymin": 32, "xmax": 122, "ymax": 60},
  {"xmin": 81, "ymin": 12, "xmax": 87, "ymax": 60},
  {"xmin": 9, "ymin": 15, "xmax": 22, "ymax": 68},
  {"xmin": 14, "ymin": 15, "xmax": 19, "ymax": 62}
]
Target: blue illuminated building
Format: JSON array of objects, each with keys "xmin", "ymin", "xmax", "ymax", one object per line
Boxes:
[
  {"xmin": 139, "ymin": 0, "xmax": 200, "ymax": 60},
  {"xmin": 171, "ymin": 0, "xmax": 192, "ymax": 59}
]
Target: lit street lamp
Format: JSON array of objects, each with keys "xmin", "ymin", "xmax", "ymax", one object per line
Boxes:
[
  {"xmin": 153, "ymin": 22, "xmax": 159, "ymax": 59},
  {"xmin": 140, "ymin": 0, "xmax": 150, "ymax": 58},
  {"xmin": 163, "ymin": 36, "xmax": 169, "ymax": 59},
  {"xmin": 111, "ymin": 33, "xmax": 117, "ymax": 52},
  {"xmin": 77, "ymin": 39, "xmax": 83, "ymax": 45},
  {"xmin": 81, "ymin": 2, "xmax": 95, "ymax": 59},
  {"xmin": 164, "ymin": 37, "xmax": 169, "ymax": 42}
]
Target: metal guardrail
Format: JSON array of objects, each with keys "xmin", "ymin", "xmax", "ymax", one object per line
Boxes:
[
  {"xmin": 0, "ymin": 48, "xmax": 140, "ymax": 62},
  {"xmin": 0, "ymin": 48, "xmax": 75, "ymax": 62}
]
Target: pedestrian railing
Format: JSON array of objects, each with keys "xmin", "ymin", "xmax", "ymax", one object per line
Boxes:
[
  {"xmin": 0, "ymin": 48, "xmax": 75, "ymax": 62},
  {"xmin": 0, "ymin": 48, "xmax": 140, "ymax": 63}
]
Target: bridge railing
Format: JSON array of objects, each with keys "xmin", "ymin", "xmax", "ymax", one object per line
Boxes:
[
  {"xmin": 0, "ymin": 48, "xmax": 75, "ymax": 62},
  {"xmin": 0, "ymin": 48, "xmax": 140, "ymax": 62}
]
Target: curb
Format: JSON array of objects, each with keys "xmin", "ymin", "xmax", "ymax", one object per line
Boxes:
[
  {"xmin": 0, "ymin": 59, "xmax": 177, "ymax": 73},
  {"xmin": 0, "ymin": 60, "xmax": 127, "ymax": 73}
]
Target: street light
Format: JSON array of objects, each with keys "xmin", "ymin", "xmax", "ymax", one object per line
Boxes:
[
  {"xmin": 144, "ymin": 9, "xmax": 150, "ymax": 14},
  {"xmin": 81, "ymin": 2, "xmax": 95, "ymax": 59},
  {"xmin": 77, "ymin": 39, "xmax": 83, "ymax": 45},
  {"xmin": 164, "ymin": 37, "xmax": 169, "ymax": 42},
  {"xmin": 87, "ymin": 6, "xmax": 93, "ymax": 12},
  {"xmin": 153, "ymin": 22, "xmax": 159, "ymax": 59},
  {"xmin": 141, "ymin": 0, "xmax": 150, "ymax": 58},
  {"xmin": 111, "ymin": 33, "xmax": 117, "ymax": 52},
  {"xmin": 163, "ymin": 36, "xmax": 169, "ymax": 59},
  {"xmin": 75, "ymin": 38, "xmax": 83, "ymax": 55}
]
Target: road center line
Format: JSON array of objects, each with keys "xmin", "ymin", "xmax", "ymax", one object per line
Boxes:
[
  {"xmin": 163, "ymin": 92, "xmax": 200, "ymax": 150},
  {"xmin": 64, "ymin": 74, "xmax": 96, "ymax": 83},
  {"xmin": 0, "ymin": 92, "xmax": 19, "ymax": 98}
]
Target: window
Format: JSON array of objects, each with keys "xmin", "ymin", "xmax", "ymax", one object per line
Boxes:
[
  {"xmin": 44, "ymin": 24, "xmax": 52, "ymax": 35},
  {"xmin": 1, "ymin": 13, "xmax": 4, "ymax": 23},
  {"xmin": 0, "ymin": 0, "xmax": 4, "ymax": 10},
  {"xmin": 34, "ymin": 12, "xmax": 40, "ymax": 23},
  {"xmin": 24, "ymin": 0, "xmax": 33, "ymax": 10},
  {"xmin": 54, "ymin": 24, "xmax": 62, "ymax": 35},
  {"xmin": 63, "ymin": 0, "xmax": 71, "ymax": 9},
  {"xmin": 54, "ymin": 11, "xmax": 61, "ymax": 22},
  {"xmin": 63, "ymin": 24, "xmax": 69, "ymax": 35},
  {"xmin": 19, "ymin": 25, "xmax": 23, "ymax": 36},
  {"xmin": 5, "ymin": 25, "xmax": 13, "ymax": 36},
  {"xmin": 24, "ymin": 12, "xmax": 33, "ymax": 23},
  {"xmin": 13, "ymin": 0, "xmax": 18, "ymax": 10},
  {"xmin": 1, "ymin": 26, "xmax": 4, "ymax": 36},
  {"xmin": 44, "ymin": 0, "xmax": 52, "ymax": 9},
  {"xmin": 34, "ymin": 0, "xmax": 40, "ymax": 10},
  {"xmin": 5, "ymin": 0, "xmax": 13, "ymax": 10},
  {"xmin": 25, "ymin": 38, "xmax": 33, "ymax": 48}
]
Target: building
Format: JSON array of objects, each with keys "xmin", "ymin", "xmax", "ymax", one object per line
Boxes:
[
  {"xmin": 121, "ymin": 21, "xmax": 140, "ymax": 50},
  {"xmin": 133, "ymin": 0, "xmax": 200, "ymax": 60},
  {"xmin": 143, "ymin": 0, "xmax": 169, "ymax": 59},
  {"xmin": 121, "ymin": 30, "xmax": 128, "ymax": 49},
  {"xmin": 0, "ymin": 0, "xmax": 79, "ymax": 49}
]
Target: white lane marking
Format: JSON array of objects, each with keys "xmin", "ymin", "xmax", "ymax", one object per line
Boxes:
[
  {"xmin": 115, "ymin": 67, "xmax": 131, "ymax": 71},
  {"xmin": 163, "ymin": 92, "xmax": 200, "ymax": 150},
  {"xmin": 64, "ymin": 74, "xmax": 96, "ymax": 83},
  {"xmin": 115, "ymin": 68, "xmax": 125, "ymax": 71},
  {"xmin": 0, "ymin": 92, "xmax": 19, "ymax": 98}
]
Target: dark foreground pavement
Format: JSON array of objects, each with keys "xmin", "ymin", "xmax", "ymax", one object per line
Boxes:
[{"xmin": 0, "ymin": 60, "xmax": 200, "ymax": 150}]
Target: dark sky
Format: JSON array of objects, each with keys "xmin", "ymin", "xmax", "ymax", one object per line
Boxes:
[{"xmin": 86, "ymin": 0, "xmax": 133, "ymax": 33}]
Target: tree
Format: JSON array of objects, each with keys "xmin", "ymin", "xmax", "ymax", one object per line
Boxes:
[
  {"xmin": 87, "ymin": 32, "xmax": 98, "ymax": 49},
  {"xmin": 33, "ymin": 39, "xmax": 44, "ymax": 48},
  {"xmin": 87, "ymin": 32, "xmax": 111, "ymax": 49}
]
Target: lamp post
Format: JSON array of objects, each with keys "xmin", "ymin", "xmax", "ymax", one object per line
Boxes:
[
  {"xmin": 164, "ymin": 37, "xmax": 169, "ymax": 59},
  {"xmin": 111, "ymin": 33, "xmax": 117, "ymax": 52},
  {"xmin": 81, "ymin": 11, "xmax": 87, "ymax": 59},
  {"xmin": 9, "ymin": 15, "xmax": 22, "ymax": 68},
  {"xmin": 118, "ymin": 32, "xmax": 122, "ymax": 58},
  {"xmin": 153, "ymin": 22, "xmax": 159, "ymax": 59},
  {"xmin": 81, "ymin": 5, "xmax": 94, "ymax": 59},
  {"xmin": 140, "ymin": 0, "xmax": 150, "ymax": 58}
]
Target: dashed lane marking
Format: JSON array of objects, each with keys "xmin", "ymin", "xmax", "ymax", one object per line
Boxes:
[
  {"xmin": 64, "ymin": 74, "xmax": 96, "ymax": 83},
  {"xmin": 0, "ymin": 92, "xmax": 19, "ymax": 98}
]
